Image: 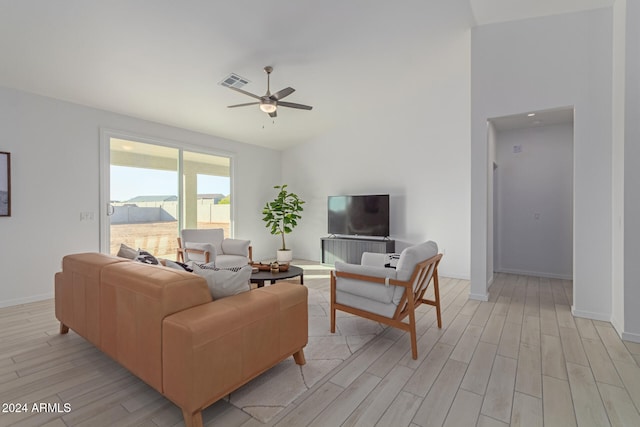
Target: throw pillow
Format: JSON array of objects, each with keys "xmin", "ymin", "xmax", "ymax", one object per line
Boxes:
[
  {"xmin": 162, "ymin": 259, "xmax": 194, "ymax": 272},
  {"xmin": 221, "ymin": 239, "xmax": 250, "ymax": 256},
  {"xmin": 191, "ymin": 264, "xmax": 252, "ymax": 299},
  {"xmin": 117, "ymin": 243, "xmax": 138, "ymax": 260},
  {"xmin": 384, "ymin": 253, "xmax": 401, "ymax": 269},
  {"xmin": 135, "ymin": 249, "xmax": 159, "ymax": 265},
  {"xmin": 195, "ymin": 263, "xmax": 243, "ymax": 272}
]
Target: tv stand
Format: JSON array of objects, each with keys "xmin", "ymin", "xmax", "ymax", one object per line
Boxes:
[{"xmin": 321, "ymin": 237, "xmax": 395, "ymax": 265}]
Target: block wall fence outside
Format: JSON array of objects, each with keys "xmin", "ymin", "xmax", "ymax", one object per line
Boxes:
[{"xmin": 110, "ymin": 202, "xmax": 230, "ymax": 224}]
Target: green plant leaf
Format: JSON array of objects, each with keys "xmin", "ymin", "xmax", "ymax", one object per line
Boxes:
[{"xmin": 261, "ymin": 184, "xmax": 305, "ymax": 247}]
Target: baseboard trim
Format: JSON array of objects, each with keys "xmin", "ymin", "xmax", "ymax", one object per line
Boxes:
[
  {"xmin": 622, "ymin": 331, "xmax": 640, "ymax": 343},
  {"xmin": 0, "ymin": 293, "xmax": 53, "ymax": 309},
  {"xmin": 469, "ymin": 292, "xmax": 489, "ymax": 302},
  {"xmin": 571, "ymin": 306, "xmax": 611, "ymax": 322},
  {"xmin": 496, "ymin": 268, "xmax": 572, "ymax": 280},
  {"xmin": 610, "ymin": 315, "xmax": 624, "ymax": 337}
]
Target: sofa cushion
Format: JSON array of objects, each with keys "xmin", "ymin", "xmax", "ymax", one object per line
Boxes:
[
  {"xmin": 392, "ymin": 241, "xmax": 438, "ymax": 304},
  {"xmin": 334, "ymin": 261, "xmax": 398, "ymax": 304},
  {"xmin": 117, "ymin": 243, "xmax": 138, "ymax": 260},
  {"xmin": 335, "ymin": 289, "xmax": 398, "ymax": 318},
  {"xmin": 395, "ymin": 241, "xmax": 438, "ymax": 281},
  {"xmin": 181, "ymin": 228, "xmax": 224, "ymax": 256},
  {"xmin": 222, "ymin": 239, "xmax": 250, "ymax": 256},
  {"xmin": 192, "ymin": 264, "xmax": 252, "ymax": 300}
]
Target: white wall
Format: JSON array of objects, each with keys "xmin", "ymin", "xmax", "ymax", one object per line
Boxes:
[
  {"xmin": 0, "ymin": 86, "xmax": 281, "ymax": 307},
  {"xmin": 487, "ymin": 121, "xmax": 497, "ymax": 291},
  {"xmin": 624, "ymin": 0, "xmax": 640, "ymax": 341},
  {"xmin": 281, "ymin": 6, "xmax": 472, "ymax": 280},
  {"xmin": 612, "ymin": 0, "xmax": 626, "ymax": 333},
  {"xmin": 494, "ymin": 123, "xmax": 573, "ymax": 279},
  {"xmin": 471, "ymin": 9, "xmax": 613, "ymax": 320}
]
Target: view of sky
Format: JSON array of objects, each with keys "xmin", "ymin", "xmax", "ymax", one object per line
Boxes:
[{"xmin": 110, "ymin": 166, "xmax": 230, "ymax": 202}]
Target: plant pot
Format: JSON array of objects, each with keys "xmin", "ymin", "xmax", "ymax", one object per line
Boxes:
[{"xmin": 277, "ymin": 249, "xmax": 293, "ymax": 263}]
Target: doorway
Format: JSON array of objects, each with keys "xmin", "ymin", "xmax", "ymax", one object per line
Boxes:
[{"xmin": 489, "ymin": 107, "xmax": 574, "ymax": 280}]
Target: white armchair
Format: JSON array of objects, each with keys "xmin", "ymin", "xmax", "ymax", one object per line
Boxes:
[
  {"xmin": 330, "ymin": 241, "xmax": 442, "ymax": 359},
  {"xmin": 176, "ymin": 228, "xmax": 252, "ymax": 269}
]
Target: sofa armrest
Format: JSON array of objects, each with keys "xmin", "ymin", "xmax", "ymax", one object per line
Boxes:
[{"xmin": 162, "ymin": 282, "xmax": 307, "ymax": 416}]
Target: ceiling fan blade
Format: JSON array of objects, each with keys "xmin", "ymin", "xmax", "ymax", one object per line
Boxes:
[
  {"xmin": 278, "ymin": 101, "xmax": 313, "ymax": 110},
  {"xmin": 228, "ymin": 102, "xmax": 260, "ymax": 108},
  {"xmin": 270, "ymin": 87, "xmax": 295, "ymax": 100},
  {"xmin": 269, "ymin": 110, "xmax": 277, "ymax": 118},
  {"xmin": 229, "ymin": 86, "xmax": 261, "ymax": 100}
]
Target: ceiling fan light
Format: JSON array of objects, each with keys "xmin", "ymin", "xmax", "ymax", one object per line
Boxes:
[{"xmin": 259, "ymin": 100, "xmax": 277, "ymax": 113}]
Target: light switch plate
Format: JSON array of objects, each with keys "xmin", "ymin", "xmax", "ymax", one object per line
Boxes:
[{"xmin": 80, "ymin": 212, "xmax": 95, "ymax": 221}]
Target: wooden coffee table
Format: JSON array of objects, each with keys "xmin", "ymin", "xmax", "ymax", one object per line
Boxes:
[{"xmin": 251, "ymin": 265, "xmax": 304, "ymax": 288}]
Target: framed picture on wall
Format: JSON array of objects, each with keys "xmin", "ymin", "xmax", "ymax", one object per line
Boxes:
[{"xmin": 0, "ymin": 151, "xmax": 10, "ymax": 217}]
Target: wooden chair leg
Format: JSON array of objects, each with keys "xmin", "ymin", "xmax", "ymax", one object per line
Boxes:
[
  {"xmin": 330, "ymin": 306, "xmax": 336, "ymax": 333},
  {"xmin": 60, "ymin": 322, "xmax": 69, "ymax": 334},
  {"xmin": 293, "ymin": 349, "xmax": 306, "ymax": 365},
  {"xmin": 182, "ymin": 409, "xmax": 203, "ymax": 427},
  {"xmin": 408, "ymin": 302, "xmax": 418, "ymax": 360},
  {"xmin": 433, "ymin": 275, "xmax": 442, "ymax": 328},
  {"xmin": 330, "ymin": 273, "xmax": 336, "ymax": 333}
]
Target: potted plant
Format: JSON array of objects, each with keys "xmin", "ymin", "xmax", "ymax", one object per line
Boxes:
[{"xmin": 262, "ymin": 184, "xmax": 305, "ymax": 262}]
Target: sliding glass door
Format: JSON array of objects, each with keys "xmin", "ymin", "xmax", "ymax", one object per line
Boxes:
[
  {"xmin": 182, "ymin": 151, "xmax": 231, "ymax": 236},
  {"xmin": 101, "ymin": 133, "xmax": 232, "ymax": 260}
]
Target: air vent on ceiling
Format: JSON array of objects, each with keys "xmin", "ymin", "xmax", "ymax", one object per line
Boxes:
[{"xmin": 219, "ymin": 73, "xmax": 250, "ymax": 89}]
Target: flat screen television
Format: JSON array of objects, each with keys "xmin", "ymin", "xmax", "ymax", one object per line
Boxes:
[{"xmin": 328, "ymin": 194, "xmax": 390, "ymax": 237}]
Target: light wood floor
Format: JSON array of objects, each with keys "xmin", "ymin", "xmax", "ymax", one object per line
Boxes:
[{"xmin": 1, "ymin": 266, "xmax": 640, "ymax": 426}]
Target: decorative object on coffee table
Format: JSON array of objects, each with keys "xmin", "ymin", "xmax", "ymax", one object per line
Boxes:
[
  {"xmin": 262, "ymin": 184, "xmax": 305, "ymax": 262},
  {"xmin": 252, "ymin": 262, "xmax": 272, "ymax": 271},
  {"xmin": 252, "ymin": 261, "xmax": 290, "ymax": 272},
  {"xmin": 270, "ymin": 261, "xmax": 279, "ymax": 273}
]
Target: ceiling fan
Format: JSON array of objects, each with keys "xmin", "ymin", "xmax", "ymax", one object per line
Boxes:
[{"xmin": 227, "ymin": 66, "xmax": 313, "ymax": 118}]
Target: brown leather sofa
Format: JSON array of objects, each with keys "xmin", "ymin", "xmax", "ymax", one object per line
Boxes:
[{"xmin": 54, "ymin": 253, "xmax": 308, "ymax": 427}]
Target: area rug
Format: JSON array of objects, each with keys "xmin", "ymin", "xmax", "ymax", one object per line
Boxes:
[{"xmin": 227, "ymin": 280, "xmax": 385, "ymax": 423}]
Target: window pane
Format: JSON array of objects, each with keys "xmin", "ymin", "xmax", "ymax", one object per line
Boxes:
[
  {"xmin": 183, "ymin": 151, "xmax": 231, "ymax": 237},
  {"xmin": 109, "ymin": 138, "xmax": 179, "ymax": 259}
]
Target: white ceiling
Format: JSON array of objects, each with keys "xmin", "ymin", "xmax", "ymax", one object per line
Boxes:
[
  {"xmin": 0, "ymin": 0, "xmax": 614, "ymax": 150},
  {"xmin": 490, "ymin": 107, "xmax": 574, "ymax": 132},
  {"xmin": 469, "ymin": 0, "xmax": 614, "ymax": 26}
]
